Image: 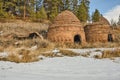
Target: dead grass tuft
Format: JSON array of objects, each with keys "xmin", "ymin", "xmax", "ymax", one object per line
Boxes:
[
  {"xmin": 37, "ymin": 39, "xmax": 55, "ymax": 49},
  {"xmin": 0, "ymin": 49, "xmax": 40, "ymax": 63},
  {"xmin": 93, "ymin": 55, "xmax": 102, "ymax": 59},
  {"xmin": 101, "ymin": 49, "xmax": 120, "ymax": 58},
  {"xmin": 60, "ymin": 49, "xmax": 80, "ymax": 57},
  {"xmin": 0, "ymin": 46, "xmax": 4, "ymax": 52},
  {"xmin": 40, "ymin": 53, "xmax": 55, "ymax": 57},
  {"xmin": 7, "ymin": 54, "xmax": 20, "ymax": 63},
  {"xmin": 54, "ymin": 42, "xmax": 120, "ymax": 49},
  {"xmin": 81, "ymin": 53, "xmax": 90, "ymax": 57}
]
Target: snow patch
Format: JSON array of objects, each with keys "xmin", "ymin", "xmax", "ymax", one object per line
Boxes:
[
  {"xmin": 0, "ymin": 57, "xmax": 120, "ymax": 80},
  {"xmin": 0, "ymin": 52, "xmax": 9, "ymax": 58}
]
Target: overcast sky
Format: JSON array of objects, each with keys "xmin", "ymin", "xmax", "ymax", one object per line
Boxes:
[{"xmin": 90, "ymin": 0, "xmax": 120, "ymax": 22}]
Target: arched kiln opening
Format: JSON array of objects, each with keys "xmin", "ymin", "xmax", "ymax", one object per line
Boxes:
[
  {"xmin": 74, "ymin": 35, "xmax": 81, "ymax": 43},
  {"xmin": 108, "ymin": 34, "xmax": 113, "ymax": 42}
]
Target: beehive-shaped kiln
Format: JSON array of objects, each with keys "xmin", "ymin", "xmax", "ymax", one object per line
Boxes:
[
  {"xmin": 84, "ymin": 17, "xmax": 113, "ymax": 43},
  {"xmin": 47, "ymin": 10, "xmax": 86, "ymax": 44}
]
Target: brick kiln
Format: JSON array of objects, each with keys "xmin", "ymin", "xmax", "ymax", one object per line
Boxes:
[
  {"xmin": 47, "ymin": 10, "xmax": 86, "ymax": 44},
  {"xmin": 84, "ymin": 17, "xmax": 114, "ymax": 43}
]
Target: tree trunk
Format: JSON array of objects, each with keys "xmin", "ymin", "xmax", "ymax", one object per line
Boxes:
[{"xmin": 23, "ymin": 0, "xmax": 26, "ymax": 20}]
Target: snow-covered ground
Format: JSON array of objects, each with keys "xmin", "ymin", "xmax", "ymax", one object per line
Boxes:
[{"xmin": 0, "ymin": 56, "xmax": 120, "ymax": 80}]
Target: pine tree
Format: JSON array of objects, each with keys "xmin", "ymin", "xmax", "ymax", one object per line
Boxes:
[
  {"xmin": 77, "ymin": 0, "xmax": 90, "ymax": 20},
  {"xmin": 72, "ymin": 0, "xmax": 78, "ymax": 14},
  {"xmin": 64, "ymin": 0, "xmax": 70, "ymax": 10},
  {"xmin": 60, "ymin": 0, "xmax": 78, "ymax": 11},
  {"xmin": 49, "ymin": 0, "xmax": 58, "ymax": 20},
  {"xmin": 58, "ymin": 0, "xmax": 64, "ymax": 12},
  {"xmin": 36, "ymin": 6, "xmax": 47, "ymax": 20},
  {"xmin": 0, "ymin": 1, "xmax": 5, "ymax": 18},
  {"xmin": 76, "ymin": 1, "xmax": 88, "ymax": 22},
  {"xmin": 44, "ymin": 0, "xmax": 60, "ymax": 21},
  {"xmin": 0, "ymin": 0, "xmax": 17, "ymax": 18},
  {"xmin": 92, "ymin": 9, "xmax": 101, "ymax": 22}
]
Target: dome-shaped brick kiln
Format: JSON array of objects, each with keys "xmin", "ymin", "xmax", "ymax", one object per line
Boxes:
[
  {"xmin": 47, "ymin": 10, "xmax": 86, "ymax": 44},
  {"xmin": 84, "ymin": 17, "xmax": 113, "ymax": 43}
]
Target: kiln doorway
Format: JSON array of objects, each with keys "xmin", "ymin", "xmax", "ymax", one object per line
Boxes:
[{"xmin": 74, "ymin": 35, "xmax": 81, "ymax": 44}]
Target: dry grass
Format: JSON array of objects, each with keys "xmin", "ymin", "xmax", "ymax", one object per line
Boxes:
[
  {"xmin": 7, "ymin": 53, "xmax": 20, "ymax": 63},
  {"xmin": 20, "ymin": 50, "xmax": 39, "ymax": 63},
  {"xmin": 37, "ymin": 39, "xmax": 55, "ymax": 49},
  {"xmin": 0, "ymin": 20, "xmax": 48, "ymax": 33},
  {"xmin": 31, "ymin": 49, "xmax": 80, "ymax": 58},
  {"xmin": 81, "ymin": 42, "xmax": 120, "ymax": 48},
  {"xmin": 101, "ymin": 49, "xmax": 120, "ymax": 58},
  {"xmin": 0, "ymin": 49, "xmax": 40, "ymax": 63},
  {"xmin": 93, "ymin": 49, "xmax": 120, "ymax": 59},
  {"xmin": 54, "ymin": 42, "xmax": 120, "ymax": 49},
  {"xmin": 0, "ymin": 38, "xmax": 55, "ymax": 63},
  {"xmin": 0, "ymin": 46, "xmax": 4, "ymax": 52},
  {"xmin": 59, "ymin": 49, "xmax": 80, "ymax": 57},
  {"xmin": 0, "ymin": 37, "xmax": 55, "ymax": 50},
  {"xmin": 0, "ymin": 21, "xmax": 49, "ymax": 48},
  {"xmin": 40, "ymin": 53, "xmax": 56, "ymax": 57}
]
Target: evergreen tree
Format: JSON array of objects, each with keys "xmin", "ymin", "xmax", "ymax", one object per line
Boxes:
[
  {"xmin": 36, "ymin": 6, "xmax": 47, "ymax": 20},
  {"xmin": 0, "ymin": 0, "xmax": 18, "ymax": 18},
  {"xmin": 92, "ymin": 9, "xmax": 101, "ymax": 22},
  {"xmin": 27, "ymin": 0, "xmax": 36, "ymax": 19},
  {"xmin": 44, "ymin": 0, "xmax": 60, "ymax": 21},
  {"xmin": 50, "ymin": 0, "xmax": 60, "ymax": 21},
  {"xmin": 63, "ymin": 0, "xmax": 70, "ymax": 10},
  {"xmin": 61, "ymin": 0, "xmax": 78, "ymax": 12},
  {"xmin": 78, "ymin": 0, "xmax": 90, "ymax": 20},
  {"xmin": 72, "ymin": 0, "xmax": 78, "ymax": 13},
  {"xmin": 18, "ymin": 0, "xmax": 39, "ymax": 19},
  {"xmin": 58, "ymin": 0, "xmax": 64, "ymax": 12},
  {"xmin": 76, "ymin": 1, "xmax": 87, "ymax": 22},
  {"xmin": 0, "ymin": 1, "xmax": 5, "ymax": 18}
]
